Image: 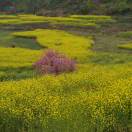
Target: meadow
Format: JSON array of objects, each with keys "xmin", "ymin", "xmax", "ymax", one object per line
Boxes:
[{"xmin": 0, "ymin": 14, "xmax": 132, "ymax": 132}]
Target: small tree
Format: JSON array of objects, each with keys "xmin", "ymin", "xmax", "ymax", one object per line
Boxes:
[{"xmin": 33, "ymin": 50, "xmax": 76, "ymax": 75}]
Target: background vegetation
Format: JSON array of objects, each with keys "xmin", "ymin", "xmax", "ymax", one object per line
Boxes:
[{"xmin": 15, "ymin": 0, "xmax": 132, "ymax": 15}]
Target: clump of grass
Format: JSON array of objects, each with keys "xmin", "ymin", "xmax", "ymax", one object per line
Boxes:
[
  {"xmin": 118, "ymin": 31, "xmax": 132, "ymax": 38},
  {"xmin": 118, "ymin": 42, "xmax": 132, "ymax": 50},
  {"xmin": 70, "ymin": 15, "xmax": 115, "ymax": 23},
  {"xmin": 34, "ymin": 50, "xmax": 76, "ymax": 75}
]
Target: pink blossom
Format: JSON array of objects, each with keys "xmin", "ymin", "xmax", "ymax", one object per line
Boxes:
[{"xmin": 33, "ymin": 50, "xmax": 76, "ymax": 75}]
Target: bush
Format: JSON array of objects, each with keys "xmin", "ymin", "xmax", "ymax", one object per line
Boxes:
[{"xmin": 33, "ymin": 50, "xmax": 76, "ymax": 74}]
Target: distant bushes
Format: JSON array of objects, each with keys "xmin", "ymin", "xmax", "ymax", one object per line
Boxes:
[
  {"xmin": 15, "ymin": 0, "xmax": 132, "ymax": 15},
  {"xmin": 34, "ymin": 50, "xmax": 76, "ymax": 74}
]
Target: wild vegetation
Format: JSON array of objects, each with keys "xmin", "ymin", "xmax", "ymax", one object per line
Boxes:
[
  {"xmin": 14, "ymin": 0, "xmax": 132, "ymax": 15},
  {"xmin": 0, "ymin": 1, "xmax": 132, "ymax": 132},
  {"xmin": 33, "ymin": 50, "xmax": 76, "ymax": 74},
  {"xmin": 0, "ymin": 14, "xmax": 113, "ymax": 28},
  {"xmin": 13, "ymin": 29, "xmax": 93, "ymax": 61}
]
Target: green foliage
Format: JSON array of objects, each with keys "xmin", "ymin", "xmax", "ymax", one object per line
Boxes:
[
  {"xmin": 0, "ymin": 30, "xmax": 42, "ymax": 49},
  {"xmin": 118, "ymin": 42, "xmax": 132, "ymax": 50},
  {"xmin": 0, "ymin": 14, "xmax": 114, "ymax": 28},
  {"xmin": 70, "ymin": 15, "xmax": 115, "ymax": 23},
  {"xmin": 117, "ymin": 32, "xmax": 132, "ymax": 50},
  {"xmin": 1, "ymin": 0, "xmax": 131, "ymax": 15},
  {"xmin": 13, "ymin": 0, "xmax": 132, "ymax": 15},
  {"xmin": 118, "ymin": 31, "xmax": 132, "ymax": 38}
]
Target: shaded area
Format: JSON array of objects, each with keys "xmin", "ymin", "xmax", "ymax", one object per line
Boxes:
[
  {"xmin": 90, "ymin": 52, "xmax": 132, "ymax": 65},
  {"xmin": 92, "ymin": 33, "xmax": 132, "ymax": 53},
  {"xmin": 12, "ymin": 37, "xmax": 43, "ymax": 50},
  {"xmin": 0, "ymin": 30, "xmax": 43, "ymax": 50},
  {"xmin": 0, "ymin": 66, "xmax": 36, "ymax": 82}
]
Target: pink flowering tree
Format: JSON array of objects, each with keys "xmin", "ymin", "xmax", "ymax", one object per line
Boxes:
[{"xmin": 33, "ymin": 50, "xmax": 76, "ymax": 75}]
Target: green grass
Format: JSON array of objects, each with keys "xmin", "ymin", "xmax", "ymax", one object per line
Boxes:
[
  {"xmin": 92, "ymin": 33, "xmax": 131, "ymax": 53},
  {"xmin": 13, "ymin": 29, "xmax": 94, "ymax": 62},
  {"xmin": 0, "ymin": 30, "xmax": 42, "ymax": 49},
  {"xmin": 118, "ymin": 31, "xmax": 132, "ymax": 38},
  {"xmin": 90, "ymin": 52, "xmax": 132, "ymax": 65},
  {"xmin": 0, "ymin": 30, "xmax": 42, "ymax": 81},
  {"xmin": 117, "ymin": 31, "xmax": 132, "ymax": 50},
  {"xmin": 0, "ymin": 14, "xmax": 114, "ymax": 28},
  {"xmin": 0, "ymin": 15, "xmax": 132, "ymax": 132},
  {"xmin": 70, "ymin": 15, "xmax": 115, "ymax": 23},
  {"xmin": 0, "ymin": 47, "xmax": 41, "ymax": 81},
  {"xmin": 118, "ymin": 42, "xmax": 132, "ymax": 50}
]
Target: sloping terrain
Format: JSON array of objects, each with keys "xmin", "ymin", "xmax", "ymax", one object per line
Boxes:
[{"xmin": 0, "ymin": 15, "xmax": 132, "ymax": 132}]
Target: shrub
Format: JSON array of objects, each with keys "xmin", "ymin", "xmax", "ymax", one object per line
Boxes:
[
  {"xmin": 118, "ymin": 31, "xmax": 132, "ymax": 38},
  {"xmin": 33, "ymin": 50, "xmax": 76, "ymax": 74}
]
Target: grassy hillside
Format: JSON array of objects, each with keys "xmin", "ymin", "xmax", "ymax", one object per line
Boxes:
[{"xmin": 0, "ymin": 14, "xmax": 132, "ymax": 132}]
